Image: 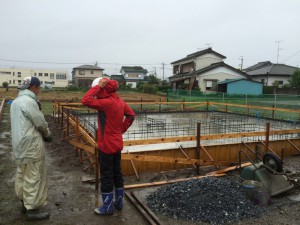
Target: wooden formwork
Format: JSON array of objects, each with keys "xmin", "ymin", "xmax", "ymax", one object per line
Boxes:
[
  {"xmin": 0, "ymin": 98, "xmax": 6, "ymax": 129},
  {"xmin": 53, "ymin": 100, "xmax": 300, "ymax": 189}
]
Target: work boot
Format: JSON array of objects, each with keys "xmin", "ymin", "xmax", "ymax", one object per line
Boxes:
[
  {"xmin": 21, "ymin": 200, "xmax": 26, "ymax": 213},
  {"xmin": 114, "ymin": 188, "xmax": 124, "ymax": 210},
  {"xmin": 26, "ymin": 209, "xmax": 50, "ymax": 221},
  {"xmin": 94, "ymin": 192, "xmax": 114, "ymax": 215}
]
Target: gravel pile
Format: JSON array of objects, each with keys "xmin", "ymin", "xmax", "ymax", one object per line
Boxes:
[{"xmin": 146, "ymin": 176, "xmax": 268, "ymax": 224}]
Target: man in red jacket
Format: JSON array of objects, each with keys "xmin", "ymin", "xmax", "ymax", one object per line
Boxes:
[{"xmin": 82, "ymin": 78, "xmax": 135, "ymax": 215}]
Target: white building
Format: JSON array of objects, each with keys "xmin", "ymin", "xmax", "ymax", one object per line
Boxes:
[
  {"xmin": 0, "ymin": 67, "xmax": 69, "ymax": 88},
  {"xmin": 243, "ymin": 61, "xmax": 298, "ymax": 87},
  {"xmin": 169, "ymin": 48, "xmax": 250, "ymax": 92}
]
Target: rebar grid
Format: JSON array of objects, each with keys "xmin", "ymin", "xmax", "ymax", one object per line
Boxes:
[{"xmin": 71, "ymin": 111, "xmax": 300, "ymax": 145}]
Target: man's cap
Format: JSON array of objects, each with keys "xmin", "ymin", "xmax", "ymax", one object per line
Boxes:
[{"xmin": 18, "ymin": 76, "xmax": 41, "ymax": 90}]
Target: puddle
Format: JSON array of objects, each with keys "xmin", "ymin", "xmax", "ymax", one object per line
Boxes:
[
  {"xmin": 288, "ymin": 194, "xmax": 300, "ymax": 201},
  {"xmin": 0, "ymin": 143, "xmax": 8, "ymax": 149},
  {"xmin": 0, "ymin": 149, "xmax": 7, "ymax": 156},
  {"xmin": 0, "ymin": 131, "xmax": 11, "ymax": 139}
]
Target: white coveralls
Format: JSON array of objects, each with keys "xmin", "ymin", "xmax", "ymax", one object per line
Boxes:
[{"xmin": 10, "ymin": 89, "xmax": 51, "ymax": 210}]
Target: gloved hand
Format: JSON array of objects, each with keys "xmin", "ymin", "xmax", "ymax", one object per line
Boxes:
[{"xmin": 43, "ymin": 136, "xmax": 53, "ymax": 142}]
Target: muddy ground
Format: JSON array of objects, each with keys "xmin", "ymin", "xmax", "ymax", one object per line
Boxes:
[{"xmin": 1, "ymin": 105, "xmax": 300, "ymax": 225}]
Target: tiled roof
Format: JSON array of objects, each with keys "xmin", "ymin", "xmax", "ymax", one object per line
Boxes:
[
  {"xmin": 243, "ymin": 61, "xmax": 272, "ymax": 72},
  {"xmin": 73, "ymin": 65, "xmax": 104, "ymax": 70},
  {"xmin": 120, "ymin": 66, "xmax": 148, "ymax": 73},
  {"xmin": 246, "ymin": 63, "xmax": 297, "ymax": 76},
  {"xmin": 171, "ymin": 48, "xmax": 226, "ymax": 64},
  {"xmin": 169, "ymin": 62, "xmax": 249, "ymax": 80},
  {"xmin": 110, "ymin": 75, "xmax": 125, "ymax": 81}
]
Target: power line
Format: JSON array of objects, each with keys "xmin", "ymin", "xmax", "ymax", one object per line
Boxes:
[
  {"xmin": 0, "ymin": 58, "xmax": 91, "ymax": 65},
  {"xmin": 0, "ymin": 58, "xmax": 168, "ymax": 66},
  {"xmin": 280, "ymin": 50, "xmax": 300, "ymax": 63}
]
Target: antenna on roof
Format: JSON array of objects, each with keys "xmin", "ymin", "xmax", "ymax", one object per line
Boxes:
[
  {"xmin": 275, "ymin": 40, "xmax": 284, "ymax": 63},
  {"xmin": 205, "ymin": 43, "xmax": 213, "ymax": 48}
]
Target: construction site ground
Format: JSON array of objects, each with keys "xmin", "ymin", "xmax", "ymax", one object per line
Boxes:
[{"xmin": 1, "ymin": 111, "xmax": 300, "ymax": 224}]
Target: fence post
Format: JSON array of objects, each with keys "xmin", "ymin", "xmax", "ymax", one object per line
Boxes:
[
  {"xmin": 265, "ymin": 123, "xmax": 270, "ymax": 152},
  {"xmin": 196, "ymin": 123, "xmax": 201, "ymax": 175},
  {"xmin": 159, "ymin": 98, "xmax": 161, "ymax": 112},
  {"xmin": 140, "ymin": 98, "xmax": 143, "ymax": 112}
]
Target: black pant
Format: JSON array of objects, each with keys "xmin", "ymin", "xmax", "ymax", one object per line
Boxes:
[{"xmin": 99, "ymin": 151, "xmax": 124, "ymax": 193}]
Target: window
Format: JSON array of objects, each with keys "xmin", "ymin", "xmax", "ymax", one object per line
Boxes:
[
  {"xmin": 45, "ymin": 73, "xmax": 48, "ymax": 77},
  {"xmin": 79, "ymin": 70, "xmax": 85, "ymax": 75},
  {"xmin": 18, "ymin": 80, "xmax": 22, "ymax": 85},
  {"xmin": 50, "ymin": 73, "xmax": 54, "ymax": 79},
  {"xmin": 261, "ymin": 79, "xmax": 265, "ymax": 84},
  {"xmin": 34, "ymin": 73, "xmax": 37, "ymax": 76},
  {"xmin": 17, "ymin": 72, "xmax": 21, "ymax": 77},
  {"xmin": 13, "ymin": 80, "xmax": 15, "ymax": 84},
  {"xmin": 128, "ymin": 73, "xmax": 139, "ymax": 78},
  {"xmin": 39, "ymin": 73, "xmax": 42, "ymax": 77},
  {"xmin": 56, "ymin": 73, "xmax": 66, "ymax": 80},
  {"xmin": 91, "ymin": 71, "xmax": 94, "ymax": 74},
  {"xmin": 45, "ymin": 81, "xmax": 55, "ymax": 85},
  {"xmin": 205, "ymin": 80, "xmax": 217, "ymax": 91},
  {"xmin": 0, "ymin": 71, "xmax": 11, "ymax": 74},
  {"xmin": 9, "ymin": 80, "xmax": 11, "ymax": 84}
]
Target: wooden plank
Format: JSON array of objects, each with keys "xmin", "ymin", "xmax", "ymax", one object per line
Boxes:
[
  {"xmin": 124, "ymin": 173, "xmax": 226, "ymax": 189},
  {"xmin": 123, "ymin": 128, "xmax": 300, "ymax": 146},
  {"xmin": 68, "ymin": 139, "xmax": 96, "ymax": 154},
  {"xmin": 121, "ymin": 153, "xmax": 206, "ymax": 165},
  {"xmin": 206, "ymin": 162, "xmax": 252, "ymax": 175}
]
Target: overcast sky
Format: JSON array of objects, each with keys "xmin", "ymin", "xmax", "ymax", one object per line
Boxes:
[{"xmin": 0, "ymin": 0, "xmax": 299, "ymax": 80}]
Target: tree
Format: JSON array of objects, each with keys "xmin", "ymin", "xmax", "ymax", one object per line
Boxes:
[
  {"xmin": 147, "ymin": 74, "xmax": 159, "ymax": 85},
  {"xmin": 2, "ymin": 81, "xmax": 9, "ymax": 92},
  {"xmin": 289, "ymin": 69, "xmax": 300, "ymax": 88}
]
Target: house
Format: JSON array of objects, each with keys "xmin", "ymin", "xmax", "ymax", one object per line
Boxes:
[
  {"xmin": 72, "ymin": 65, "xmax": 106, "ymax": 87},
  {"xmin": 111, "ymin": 66, "xmax": 148, "ymax": 88},
  {"xmin": 243, "ymin": 61, "xmax": 298, "ymax": 87},
  {"xmin": 169, "ymin": 48, "xmax": 250, "ymax": 92},
  {"xmin": 0, "ymin": 67, "xmax": 68, "ymax": 88},
  {"xmin": 218, "ymin": 78, "xmax": 263, "ymax": 95}
]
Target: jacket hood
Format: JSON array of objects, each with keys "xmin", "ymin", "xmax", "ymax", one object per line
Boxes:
[
  {"xmin": 18, "ymin": 89, "xmax": 38, "ymax": 102},
  {"xmin": 95, "ymin": 78, "xmax": 118, "ymax": 99},
  {"xmin": 103, "ymin": 78, "xmax": 118, "ymax": 94}
]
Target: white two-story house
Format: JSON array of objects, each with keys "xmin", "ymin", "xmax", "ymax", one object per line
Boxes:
[
  {"xmin": 111, "ymin": 66, "xmax": 148, "ymax": 88},
  {"xmin": 169, "ymin": 48, "xmax": 250, "ymax": 92},
  {"xmin": 72, "ymin": 65, "xmax": 106, "ymax": 87}
]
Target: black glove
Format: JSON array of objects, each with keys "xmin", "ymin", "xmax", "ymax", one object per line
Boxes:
[{"xmin": 44, "ymin": 136, "xmax": 53, "ymax": 142}]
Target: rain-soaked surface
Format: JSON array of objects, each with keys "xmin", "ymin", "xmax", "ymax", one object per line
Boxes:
[{"xmin": 78, "ymin": 111, "xmax": 300, "ymax": 152}]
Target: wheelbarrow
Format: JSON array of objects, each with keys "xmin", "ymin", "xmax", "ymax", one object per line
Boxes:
[{"xmin": 240, "ymin": 152, "xmax": 294, "ymax": 197}]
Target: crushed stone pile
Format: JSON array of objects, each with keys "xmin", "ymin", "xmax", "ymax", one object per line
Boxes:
[{"xmin": 146, "ymin": 176, "xmax": 268, "ymax": 224}]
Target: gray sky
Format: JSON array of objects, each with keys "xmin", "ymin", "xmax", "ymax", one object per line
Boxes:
[{"xmin": 1, "ymin": 0, "xmax": 299, "ymax": 80}]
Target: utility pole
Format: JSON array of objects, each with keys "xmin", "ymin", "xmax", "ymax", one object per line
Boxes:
[
  {"xmin": 163, "ymin": 62, "xmax": 165, "ymax": 82},
  {"xmin": 153, "ymin": 67, "xmax": 157, "ymax": 77},
  {"xmin": 275, "ymin": 40, "xmax": 283, "ymax": 63},
  {"xmin": 239, "ymin": 56, "xmax": 244, "ymax": 70}
]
